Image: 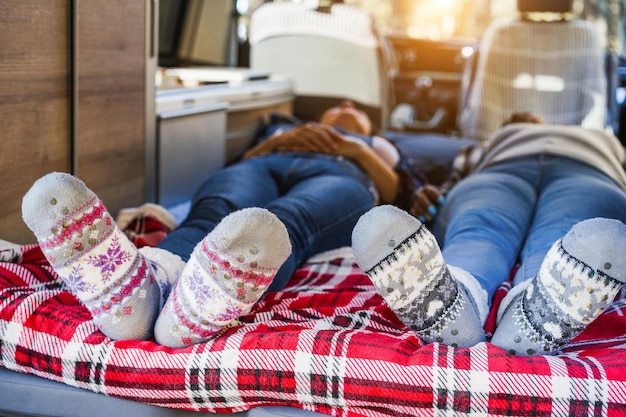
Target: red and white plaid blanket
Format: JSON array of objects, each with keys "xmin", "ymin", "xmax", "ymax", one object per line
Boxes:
[{"xmin": 1, "ymin": 215, "xmax": 626, "ymax": 416}]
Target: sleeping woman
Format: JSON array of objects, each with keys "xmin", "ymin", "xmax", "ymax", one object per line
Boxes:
[
  {"xmin": 21, "ymin": 100, "xmax": 424, "ymax": 348},
  {"xmin": 351, "ymin": 113, "xmax": 626, "ymax": 356}
]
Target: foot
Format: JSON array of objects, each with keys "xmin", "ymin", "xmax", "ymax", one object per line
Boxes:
[
  {"xmin": 154, "ymin": 207, "xmax": 292, "ymax": 348},
  {"xmin": 491, "ymin": 217, "xmax": 626, "ymax": 355},
  {"xmin": 351, "ymin": 205, "xmax": 485, "ymax": 348},
  {"xmin": 21, "ymin": 172, "xmax": 170, "ymax": 340}
]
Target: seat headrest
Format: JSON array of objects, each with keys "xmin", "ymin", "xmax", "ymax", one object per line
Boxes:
[{"xmin": 517, "ymin": 0, "xmax": 573, "ymax": 13}]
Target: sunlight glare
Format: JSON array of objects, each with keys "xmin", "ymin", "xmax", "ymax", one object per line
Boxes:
[
  {"xmin": 513, "ymin": 73, "xmax": 565, "ymax": 92},
  {"xmin": 406, "ymin": 0, "xmax": 470, "ymax": 40}
]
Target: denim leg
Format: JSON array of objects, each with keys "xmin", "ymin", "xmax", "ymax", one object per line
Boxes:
[
  {"xmin": 158, "ymin": 154, "xmax": 375, "ymax": 292},
  {"xmin": 266, "ymin": 158, "xmax": 375, "ymax": 291},
  {"xmin": 432, "ymin": 158, "xmax": 540, "ymax": 301},
  {"xmin": 514, "ymin": 156, "xmax": 626, "ymax": 285},
  {"xmin": 157, "ymin": 158, "xmax": 283, "ymax": 260}
]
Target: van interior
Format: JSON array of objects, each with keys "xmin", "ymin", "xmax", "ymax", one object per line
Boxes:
[{"xmin": 1, "ymin": 1, "xmax": 626, "ymax": 416}]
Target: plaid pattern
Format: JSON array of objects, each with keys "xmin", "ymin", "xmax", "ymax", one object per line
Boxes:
[
  {"xmin": 121, "ymin": 211, "xmax": 173, "ymax": 248},
  {"xmin": 1, "ymin": 226, "xmax": 626, "ymax": 416}
]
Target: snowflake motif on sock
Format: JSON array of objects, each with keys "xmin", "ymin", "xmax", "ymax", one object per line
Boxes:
[
  {"xmin": 217, "ymin": 299, "xmax": 244, "ymax": 322},
  {"xmin": 86, "ymin": 235, "xmax": 132, "ymax": 282},
  {"xmin": 147, "ymin": 258, "xmax": 171, "ymax": 302},
  {"xmin": 184, "ymin": 266, "xmax": 202, "ymax": 290},
  {"xmin": 183, "ymin": 263, "xmax": 218, "ymax": 307},
  {"xmin": 196, "ymin": 283, "xmax": 222, "ymax": 309},
  {"xmin": 64, "ymin": 264, "xmax": 95, "ymax": 294}
]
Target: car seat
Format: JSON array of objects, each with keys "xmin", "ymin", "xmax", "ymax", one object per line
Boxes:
[
  {"xmin": 457, "ymin": 0, "xmax": 611, "ymax": 142},
  {"xmin": 248, "ymin": 1, "xmax": 394, "ymax": 130}
]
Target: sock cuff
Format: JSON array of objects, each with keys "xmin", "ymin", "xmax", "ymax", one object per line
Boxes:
[
  {"xmin": 496, "ymin": 278, "xmax": 531, "ymax": 324},
  {"xmin": 448, "ymin": 265, "xmax": 489, "ymax": 324},
  {"xmin": 139, "ymin": 246, "xmax": 185, "ymax": 307}
]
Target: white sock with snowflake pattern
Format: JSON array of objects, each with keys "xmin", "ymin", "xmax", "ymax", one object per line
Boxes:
[
  {"xmin": 352, "ymin": 205, "xmax": 486, "ymax": 348},
  {"xmin": 154, "ymin": 207, "xmax": 292, "ymax": 348},
  {"xmin": 491, "ymin": 217, "xmax": 626, "ymax": 355},
  {"xmin": 21, "ymin": 172, "xmax": 182, "ymax": 340}
]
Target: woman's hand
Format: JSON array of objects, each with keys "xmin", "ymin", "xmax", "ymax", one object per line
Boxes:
[
  {"xmin": 243, "ymin": 123, "xmax": 341, "ymax": 159},
  {"xmin": 243, "ymin": 123, "xmax": 399, "ymax": 204},
  {"xmin": 409, "ymin": 184, "xmax": 446, "ymax": 223},
  {"xmin": 274, "ymin": 123, "xmax": 341, "ymax": 153},
  {"xmin": 273, "ymin": 124, "xmax": 370, "ymax": 160}
]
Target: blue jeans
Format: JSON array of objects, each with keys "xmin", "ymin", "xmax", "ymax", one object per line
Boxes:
[
  {"xmin": 432, "ymin": 154, "xmax": 626, "ymax": 302},
  {"xmin": 158, "ymin": 153, "xmax": 376, "ymax": 291}
]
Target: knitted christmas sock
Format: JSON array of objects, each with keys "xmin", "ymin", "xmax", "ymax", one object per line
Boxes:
[
  {"xmin": 352, "ymin": 205, "xmax": 486, "ymax": 348},
  {"xmin": 154, "ymin": 207, "xmax": 292, "ymax": 348},
  {"xmin": 491, "ymin": 217, "xmax": 626, "ymax": 355},
  {"xmin": 21, "ymin": 172, "xmax": 179, "ymax": 341}
]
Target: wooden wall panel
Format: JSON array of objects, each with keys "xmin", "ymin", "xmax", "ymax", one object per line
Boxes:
[
  {"xmin": 0, "ymin": 0, "xmax": 70, "ymax": 244},
  {"xmin": 74, "ymin": 0, "xmax": 147, "ymax": 219}
]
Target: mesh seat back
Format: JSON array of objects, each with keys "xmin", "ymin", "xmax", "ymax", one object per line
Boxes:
[{"xmin": 458, "ymin": 18, "xmax": 607, "ymax": 142}]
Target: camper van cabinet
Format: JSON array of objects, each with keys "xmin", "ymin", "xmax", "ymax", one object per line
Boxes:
[
  {"xmin": 152, "ymin": 75, "xmax": 294, "ymax": 207},
  {"xmin": 155, "ymin": 102, "xmax": 228, "ymax": 208},
  {"xmin": 0, "ymin": 0, "xmax": 151, "ymax": 244}
]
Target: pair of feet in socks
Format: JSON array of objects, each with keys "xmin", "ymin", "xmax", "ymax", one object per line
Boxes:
[
  {"xmin": 22, "ymin": 173, "xmax": 626, "ymax": 354},
  {"xmin": 352, "ymin": 205, "xmax": 626, "ymax": 355},
  {"xmin": 22, "ymin": 172, "xmax": 292, "ymax": 348}
]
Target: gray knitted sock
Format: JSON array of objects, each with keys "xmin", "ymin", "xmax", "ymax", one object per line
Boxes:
[
  {"xmin": 21, "ymin": 172, "xmax": 163, "ymax": 341},
  {"xmin": 154, "ymin": 208, "xmax": 292, "ymax": 348},
  {"xmin": 352, "ymin": 205, "xmax": 485, "ymax": 348},
  {"xmin": 491, "ymin": 217, "xmax": 626, "ymax": 355}
]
